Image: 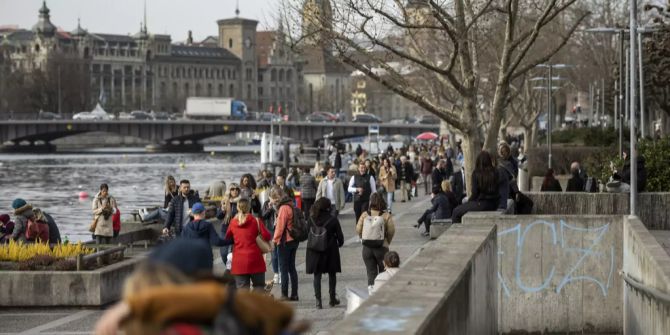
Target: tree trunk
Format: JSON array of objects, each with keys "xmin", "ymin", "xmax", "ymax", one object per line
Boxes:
[
  {"xmin": 460, "ymin": 94, "xmax": 482, "ymax": 198},
  {"xmin": 484, "ymin": 80, "xmax": 510, "ymax": 154}
]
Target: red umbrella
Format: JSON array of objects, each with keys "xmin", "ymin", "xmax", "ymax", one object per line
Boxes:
[{"xmin": 416, "ymin": 132, "xmax": 439, "ymax": 141}]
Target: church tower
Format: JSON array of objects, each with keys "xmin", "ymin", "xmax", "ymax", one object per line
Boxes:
[
  {"xmin": 301, "ymin": 0, "xmax": 333, "ymax": 48},
  {"xmin": 217, "ymin": 9, "xmax": 258, "ymax": 103}
]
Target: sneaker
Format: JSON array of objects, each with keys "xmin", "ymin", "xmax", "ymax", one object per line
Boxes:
[
  {"xmin": 273, "ymin": 273, "xmax": 280, "ymax": 284},
  {"xmin": 138, "ymin": 208, "xmax": 147, "ymax": 222},
  {"xmin": 368, "ymin": 285, "xmax": 374, "ymax": 295}
]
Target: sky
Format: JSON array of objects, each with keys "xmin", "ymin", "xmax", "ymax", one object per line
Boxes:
[{"xmin": 0, "ymin": 0, "xmax": 283, "ymax": 42}]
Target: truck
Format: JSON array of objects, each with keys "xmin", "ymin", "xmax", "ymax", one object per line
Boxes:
[{"xmin": 184, "ymin": 97, "xmax": 247, "ymax": 120}]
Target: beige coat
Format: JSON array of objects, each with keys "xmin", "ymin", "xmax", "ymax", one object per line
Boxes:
[
  {"xmin": 92, "ymin": 193, "xmax": 117, "ymax": 237},
  {"xmin": 315, "ymin": 177, "xmax": 346, "ymax": 210},
  {"xmin": 356, "ymin": 210, "xmax": 395, "ymax": 248},
  {"xmin": 378, "ymin": 165, "xmax": 397, "ymax": 192}
]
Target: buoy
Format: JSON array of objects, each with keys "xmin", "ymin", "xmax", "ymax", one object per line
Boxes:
[
  {"xmin": 179, "ymin": 162, "xmax": 186, "ymax": 169},
  {"xmin": 210, "ymin": 151, "xmax": 215, "ymax": 156},
  {"xmin": 78, "ymin": 191, "xmax": 89, "ymax": 200}
]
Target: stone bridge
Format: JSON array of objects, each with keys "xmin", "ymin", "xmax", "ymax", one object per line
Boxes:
[{"xmin": 0, "ymin": 120, "xmax": 439, "ymax": 152}]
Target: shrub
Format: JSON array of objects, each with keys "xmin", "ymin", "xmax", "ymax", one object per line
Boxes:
[
  {"xmin": 639, "ymin": 137, "xmax": 670, "ymax": 192},
  {"xmin": 537, "ymin": 127, "xmax": 629, "ymax": 147},
  {"xmin": 0, "ymin": 240, "xmax": 93, "ymax": 262},
  {"xmin": 527, "ymin": 146, "xmax": 607, "ymax": 176}
]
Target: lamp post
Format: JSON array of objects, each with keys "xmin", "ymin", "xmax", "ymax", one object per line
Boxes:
[
  {"xmin": 535, "ymin": 65, "xmax": 570, "ymax": 169},
  {"xmin": 629, "ymin": 0, "xmax": 638, "ymax": 217}
]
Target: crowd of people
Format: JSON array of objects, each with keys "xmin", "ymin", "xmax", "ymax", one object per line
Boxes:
[{"xmin": 4, "ymin": 135, "xmax": 651, "ymax": 335}]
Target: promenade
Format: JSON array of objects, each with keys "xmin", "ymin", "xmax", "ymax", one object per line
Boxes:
[{"xmin": 0, "ymin": 194, "xmax": 434, "ymax": 335}]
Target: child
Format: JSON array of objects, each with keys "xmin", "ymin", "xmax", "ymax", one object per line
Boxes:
[{"xmin": 371, "ymin": 251, "xmax": 400, "ymax": 294}]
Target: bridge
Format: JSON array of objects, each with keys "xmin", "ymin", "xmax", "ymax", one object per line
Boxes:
[{"xmin": 0, "ymin": 120, "xmax": 439, "ymax": 152}]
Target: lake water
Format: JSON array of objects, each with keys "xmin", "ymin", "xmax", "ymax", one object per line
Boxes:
[{"xmin": 0, "ymin": 151, "xmax": 259, "ymax": 242}]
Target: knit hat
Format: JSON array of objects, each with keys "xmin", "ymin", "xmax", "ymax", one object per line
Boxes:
[
  {"xmin": 12, "ymin": 198, "xmax": 26, "ymax": 210},
  {"xmin": 148, "ymin": 239, "xmax": 213, "ymax": 277}
]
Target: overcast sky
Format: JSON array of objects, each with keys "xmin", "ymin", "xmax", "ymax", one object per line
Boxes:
[{"xmin": 0, "ymin": 0, "xmax": 282, "ymax": 42}]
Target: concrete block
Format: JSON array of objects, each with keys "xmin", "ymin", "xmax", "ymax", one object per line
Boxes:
[
  {"xmin": 429, "ymin": 219, "xmax": 452, "ymax": 239},
  {"xmin": 0, "ymin": 257, "xmax": 141, "ymax": 307},
  {"xmin": 464, "ymin": 214, "xmax": 623, "ymax": 334}
]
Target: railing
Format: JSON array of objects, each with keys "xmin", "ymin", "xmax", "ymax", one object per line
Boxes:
[
  {"xmin": 623, "ymin": 271, "xmax": 670, "ymax": 305},
  {"xmin": 75, "ymin": 245, "xmax": 126, "ymax": 271}
]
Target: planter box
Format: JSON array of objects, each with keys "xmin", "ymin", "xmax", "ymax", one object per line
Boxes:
[{"xmin": 0, "ymin": 257, "xmax": 141, "ymax": 307}]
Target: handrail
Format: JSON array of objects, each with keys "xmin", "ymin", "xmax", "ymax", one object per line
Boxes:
[
  {"xmin": 622, "ymin": 271, "xmax": 670, "ymax": 305},
  {"xmin": 76, "ymin": 246, "xmax": 126, "ymax": 271}
]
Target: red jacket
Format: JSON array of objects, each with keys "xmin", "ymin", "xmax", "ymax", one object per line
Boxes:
[
  {"xmin": 225, "ymin": 214, "xmax": 271, "ymax": 275},
  {"xmin": 112, "ymin": 207, "xmax": 121, "ymax": 232}
]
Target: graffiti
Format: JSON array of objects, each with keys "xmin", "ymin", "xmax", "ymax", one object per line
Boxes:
[
  {"xmin": 358, "ymin": 305, "xmax": 423, "ymax": 332},
  {"xmin": 497, "ymin": 220, "xmax": 615, "ymax": 297}
]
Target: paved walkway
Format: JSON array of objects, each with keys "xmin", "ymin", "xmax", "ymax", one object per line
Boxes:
[{"xmin": 0, "ymin": 195, "xmax": 434, "ymax": 335}]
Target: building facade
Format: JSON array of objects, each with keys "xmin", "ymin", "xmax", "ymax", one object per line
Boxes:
[{"xmin": 0, "ymin": 1, "xmax": 305, "ymax": 118}]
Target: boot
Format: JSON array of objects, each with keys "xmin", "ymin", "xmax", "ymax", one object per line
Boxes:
[
  {"xmin": 316, "ymin": 296, "xmax": 323, "ymax": 309},
  {"xmin": 314, "ymin": 275, "xmax": 322, "ymax": 309},
  {"xmin": 328, "ymin": 274, "xmax": 340, "ymax": 307}
]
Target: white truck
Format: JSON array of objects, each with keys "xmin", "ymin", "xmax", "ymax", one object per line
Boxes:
[{"xmin": 184, "ymin": 97, "xmax": 247, "ymax": 120}]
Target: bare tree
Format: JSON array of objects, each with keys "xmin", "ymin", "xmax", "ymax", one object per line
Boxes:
[{"xmin": 283, "ymin": 0, "xmax": 587, "ymax": 192}]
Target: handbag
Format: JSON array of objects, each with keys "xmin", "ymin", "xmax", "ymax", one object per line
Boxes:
[
  {"xmin": 88, "ymin": 217, "xmax": 98, "ymax": 233},
  {"xmin": 255, "ymin": 220, "xmax": 272, "ymax": 254}
]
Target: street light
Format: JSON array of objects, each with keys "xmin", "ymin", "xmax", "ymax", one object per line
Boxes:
[
  {"xmin": 535, "ymin": 64, "xmax": 571, "ymax": 170},
  {"xmin": 629, "ymin": 0, "xmax": 638, "ymax": 217}
]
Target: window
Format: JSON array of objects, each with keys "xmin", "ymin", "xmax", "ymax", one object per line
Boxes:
[
  {"xmin": 246, "ymin": 68, "xmax": 252, "ymax": 81},
  {"xmin": 35, "ymin": 44, "xmax": 40, "ymax": 52},
  {"xmin": 229, "ymin": 38, "xmax": 233, "ymax": 48},
  {"xmin": 173, "ymin": 82, "xmax": 178, "ymax": 95},
  {"xmin": 258, "ymin": 87, "xmax": 263, "ymax": 96},
  {"xmin": 184, "ymin": 83, "xmax": 190, "ymax": 96},
  {"xmin": 195, "ymin": 83, "xmax": 202, "ymax": 96},
  {"xmin": 218, "ymin": 84, "xmax": 224, "ymax": 96},
  {"xmin": 160, "ymin": 82, "xmax": 166, "ymax": 99},
  {"xmin": 258, "ymin": 73, "xmax": 263, "ymax": 82},
  {"xmin": 207, "ymin": 83, "xmax": 213, "ymax": 97},
  {"xmin": 227, "ymin": 69, "xmax": 232, "ymax": 79},
  {"xmin": 247, "ymin": 84, "xmax": 251, "ymax": 100},
  {"xmin": 279, "ymin": 69, "xmax": 284, "ymax": 82},
  {"xmin": 271, "ymin": 87, "xmax": 276, "ymax": 98},
  {"xmin": 232, "ymin": 70, "xmax": 237, "ymax": 80},
  {"xmin": 279, "ymin": 87, "xmax": 284, "ymax": 97},
  {"xmin": 271, "ymin": 69, "xmax": 277, "ymax": 81},
  {"xmin": 286, "ymin": 70, "xmax": 293, "ymax": 81},
  {"xmin": 229, "ymin": 84, "xmax": 235, "ymax": 97}
]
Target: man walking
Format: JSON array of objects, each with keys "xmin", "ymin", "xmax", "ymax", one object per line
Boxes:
[
  {"xmin": 316, "ymin": 167, "xmax": 345, "ymax": 217},
  {"xmin": 420, "ymin": 154, "xmax": 434, "ymax": 195},
  {"xmin": 348, "ymin": 162, "xmax": 376, "ymax": 224},
  {"xmin": 398, "ymin": 156, "xmax": 414, "ymax": 202},
  {"xmin": 300, "ymin": 167, "xmax": 317, "ymax": 218},
  {"xmin": 163, "ymin": 180, "xmax": 201, "ymax": 236}
]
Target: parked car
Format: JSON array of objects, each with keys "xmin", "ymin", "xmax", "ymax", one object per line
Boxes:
[
  {"xmin": 259, "ymin": 112, "xmax": 282, "ymax": 122},
  {"xmin": 38, "ymin": 111, "xmax": 62, "ymax": 120},
  {"xmin": 73, "ymin": 104, "xmax": 112, "ymax": 120},
  {"xmin": 306, "ymin": 112, "xmax": 335, "ymax": 123},
  {"xmin": 415, "ymin": 114, "xmax": 440, "ymax": 124},
  {"xmin": 352, "ymin": 113, "xmax": 382, "ymax": 123},
  {"xmin": 150, "ymin": 111, "xmax": 172, "ymax": 120},
  {"xmin": 130, "ymin": 111, "xmax": 153, "ymax": 120},
  {"xmin": 389, "ymin": 118, "xmax": 406, "ymax": 124},
  {"xmin": 246, "ymin": 111, "xmax": 260, "ymax": 121}
]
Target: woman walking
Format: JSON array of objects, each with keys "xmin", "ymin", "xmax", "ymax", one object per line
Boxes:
[
  {"xmin": 92, "ymin": 183, "xmax": 117, "ymax": 244},
  {"xmin": 306, "ymin": 198, "xmax": 344, "ymax": 309},
  {"xmin": 271, "ymin": 186, "xmax": 300, "ymax": 301},
  {"xmin": 219, "ymin": 183, "xmax": 241, "ymax": 267},
  {"xmin": 356, "ymin": 192, "xmax": 395, "ymax": 295},
  {"xmin": 378, "ymin": 158, "xmax": 397, "ymax": 214},
  {"xmin": 224, "ymin": 198, "xmax": 272, "ymax": 291}
]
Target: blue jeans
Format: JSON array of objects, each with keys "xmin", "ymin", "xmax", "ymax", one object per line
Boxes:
[
  {"xmin": 278, "ymin": 240, "xmax": 299, "ymax": 298},
  {"xmin": 271, "ymin": 246, "xmax": 279, "ymax": 273},
  {"xmin": 144, "ymin": 208, "xmax": 168, "ymax": 222},
  {"xmin": 219, "ymin": 224, "xmax": 230, "ymax": 267}
]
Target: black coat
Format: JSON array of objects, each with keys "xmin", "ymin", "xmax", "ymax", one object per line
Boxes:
[
  {"xmin": 432, "ymin": 167, "xmax": 449, "ymax": 188},
  {"xmin": 44, "ymin": 212, "xmax": 61, "ymax": 244},
  {"xmin": 541, "ymin": 179, "xmax": 563, "ymax": 192},
  {"xmin": 452, "ymin": 170, "xmax": 466, "ymax": 204},
  {"xmin": 181, "ymin": 219, "xmax": 231, "ymax": 247},
  {"xmin": 165, "ymin": 190, "xmax": 201, "ymax": 234},
  {"xmin": 305, "ymin": 213, "xmax": 344, "ymax": 275},
  {"xmin": 566, "ymin": 174, "xmax": 585, "ymax": 192},
  {"xmin": 428, "ymin": 192, "xmax": 456, "ymax": 220}
]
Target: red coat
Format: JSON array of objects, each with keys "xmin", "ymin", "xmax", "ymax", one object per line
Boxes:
[
  {"xmin": 225, "ymin": 214, "xmax": 271, "ymax": 275},
  {"xmin": 112, "ymin": 207, "xmax": 121, "ymax": 232}
]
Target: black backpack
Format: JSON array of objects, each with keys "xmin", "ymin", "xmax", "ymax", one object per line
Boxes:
[
  {"xmin": 287, "ymin": 205, "xmax": 308, "ymax": 242},
  {"xmin": 307, "ymin": 217, "xmax": 332, "ymax": 252}
]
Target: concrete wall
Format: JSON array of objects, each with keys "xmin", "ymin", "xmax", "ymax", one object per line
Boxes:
[
  {"xmin": 530, "ymin": 175, "xmax": 571, "ymax": 192},
  {"xmin": 463, "ymin": 214, "xmax": 623, "ymax": 334},
  {"xmin": 334, "ymin": 222, "xmax": 498, "ymax": 334},
  {"xmin": 623, "ymin": 216, "xmax": 670, "ymax": 335},
  {"xmin": 0, "ymin": 257, "xmax": 140, "ymax": 306},
  {"xmin": 526, "ymin": 192, "xmax": 670, "ymax": 230}
]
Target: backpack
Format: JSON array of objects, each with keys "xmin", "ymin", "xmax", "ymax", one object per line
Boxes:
[
  {"xmin": 307, "ymin": 217, "xmax": 332, "ymax": 252},
  {"xmin": 361, "ymin": 214, "xmax": 386, "ymax": 248},
  {"xmin": 25, "ymin": 218, "xmax": 49, "ymax": 242},
  {"xmin": 287, "ymin": 206, "xmax": 308, "ymax": 242}
]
